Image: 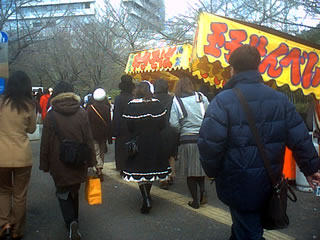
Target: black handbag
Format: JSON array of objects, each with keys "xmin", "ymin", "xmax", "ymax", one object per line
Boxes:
[
  {"xmin": 59, "ymin": 140, "xmax": 90, "ymax": 167},
  {"xmin": 233, "ymin": 88, "xmax": 297, "ymax": 230},
  {"xmin": 50, "ymin": 112, "xmax": 90, "ymax": 168},
  {"xmin": 125, "ymin": 138, "xmax": 139, "ymax": 158}
]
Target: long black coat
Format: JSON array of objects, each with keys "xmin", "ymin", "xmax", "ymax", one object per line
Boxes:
[
  {"xmin": 154, "ymin": 92, "xmax": 179, "ymax": 159},
  {"xmin": 112, "ymin": 92, "xmax": 133, "ymax": 170},
  {"xmin": 122, "ymin": 98, "xmax": 171, "ymax": 181}
]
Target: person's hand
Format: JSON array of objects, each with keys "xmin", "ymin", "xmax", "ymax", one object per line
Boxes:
[{"xmin": 306, "ymin": 171, "xmax": 320, "ymax": 190}]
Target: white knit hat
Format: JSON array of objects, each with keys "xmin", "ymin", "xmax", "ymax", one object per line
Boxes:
[{"xmin": 93, "ymin": 88, "xmax": 106, "ymax": 101}]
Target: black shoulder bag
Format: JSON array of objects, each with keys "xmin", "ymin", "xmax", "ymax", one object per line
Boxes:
[
  {"xmin": 50, "ymin": 112, "xmax": 90, "ymax": 168},
  {"xmin": 233, "ymin": 88, "xmax": 297, "ymax": 230}
]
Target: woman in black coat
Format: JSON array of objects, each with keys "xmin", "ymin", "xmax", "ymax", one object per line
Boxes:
[
  {"xmin": 154, "ymin": 79, "xmax": 179, "ymax": 189},
  {"xmin": 122, "ymin": 81, "xmax": 171, "ymax": 214},
  {"xmin": 112, "ymin": 75, "xmax": 135, "ymax": 171}
]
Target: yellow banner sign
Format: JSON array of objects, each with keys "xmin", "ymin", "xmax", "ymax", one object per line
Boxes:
[
  {"xmin": 192, "ymin": 13, "xmax": 320, "ymax": 99},
  {"xmin": 125, "ymin": 44, "xmax": 192, "ymax": 74}
]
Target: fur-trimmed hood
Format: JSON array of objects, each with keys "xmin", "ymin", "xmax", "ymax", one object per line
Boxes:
[{"xmin": 50, "ymin": 92, "xmax": 81, "ymax": 115}]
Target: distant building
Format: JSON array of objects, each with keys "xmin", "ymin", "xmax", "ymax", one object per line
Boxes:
[
  {"xmin": 122, "ymin": 0, "xmax": 165, "ymax": 30},
  {"xmin": 3, "ymin": 0, "xmax": 96, "ymax": 29}
]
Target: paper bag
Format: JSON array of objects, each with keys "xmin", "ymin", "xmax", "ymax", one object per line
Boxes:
[{"xmin": 85, "ymin": 177, "xmax": 102, "ymax": 205}]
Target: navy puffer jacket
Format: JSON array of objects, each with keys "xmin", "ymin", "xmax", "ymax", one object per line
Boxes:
[{"xmin": 198, "ymin": 70, "xmax": 320, "ymax": 211}]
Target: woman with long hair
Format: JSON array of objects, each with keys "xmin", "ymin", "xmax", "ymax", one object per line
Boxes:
[
  {"xmin": 122, "ymin": 81, "xmax": 171, "ymax": 214},
  {"xmin": 0, "ymin": 71, "xmax": 36, "ymax": 240},
  {"xmin": 40, "ymin": 81, "xmax": 95, "ymax": 240},
  {"xmin": 170, "ymin": 77, "xmax": 209, "ymax": 209}
]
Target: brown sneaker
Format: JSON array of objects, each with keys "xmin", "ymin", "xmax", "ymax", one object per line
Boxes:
[
  {"xmin": 159, "ymin": 181, "xmax": 169, "ymax": 190},
  {"xmin": 167, "ymin": 177, "xmax": 174, "ymax": 185}
]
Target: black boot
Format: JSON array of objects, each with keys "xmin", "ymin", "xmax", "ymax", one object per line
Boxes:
[
  {"xmin": 139, "ymin": 184, "xmax": 152, "ymax": 214},
  {"xmin": 145, "ymin": 183, "xmax": 152, "ymax": 202},
  {"xmin": 196, "ymin": 177, "xmax": 207, "ymax": 205},
  {"xmin": 187, "ymin": 177, "xmax": 200, "ymax": 209}
]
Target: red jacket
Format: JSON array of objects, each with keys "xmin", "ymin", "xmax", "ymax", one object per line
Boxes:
[{"xmin": 39, "ymin": 94, "xmax": 50, "ymax": 120}]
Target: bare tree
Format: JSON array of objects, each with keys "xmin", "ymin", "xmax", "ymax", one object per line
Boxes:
[{"xmin": 159, "ymin": 0, "xmax": 320, "ymax": 44}]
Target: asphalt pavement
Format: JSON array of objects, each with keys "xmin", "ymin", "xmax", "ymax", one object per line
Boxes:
[{"xmin": 23, "ymin": 140, "xmax": 320, "ymax": 240}]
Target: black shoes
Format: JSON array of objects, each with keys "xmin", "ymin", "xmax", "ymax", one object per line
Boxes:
[
  {"xmin": 188, "ymin": 191, "xmax": 208, "ymax": 209},
  {"xmin": 140, "ymin": 197, "xmax": 152, "ymax": 214},
  {"xmin": 69, "ymin": 221, "xmax": 81, "ymax": 240},
  {"xmin": 139, "ymin": 184, "xmax": 152, "ymax": 214},
  {"xmin": 188, "ymin": 201, "xmax": 200, "ymax": 209},
  {"xmin": 0, "ymin": 223, "xmax": 11, "ymax": 240}
]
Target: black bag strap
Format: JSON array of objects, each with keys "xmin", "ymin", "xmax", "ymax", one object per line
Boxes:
[
  {"xmin": 175, "ymin": 96, "xmax": 188, "ymax": 118},
  {"xmin": 232, "ymin": 88, "xmax": 279, "ymax": 188}
]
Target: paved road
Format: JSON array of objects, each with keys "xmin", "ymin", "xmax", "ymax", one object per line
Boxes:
[{"xmin": 23, "ymin": 140, "xmax": 320, "ymax": 240}]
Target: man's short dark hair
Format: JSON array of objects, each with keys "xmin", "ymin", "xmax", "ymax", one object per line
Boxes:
[{"xmin": 229, "ymin": 45, "xmax": 261, "ymax": 73}]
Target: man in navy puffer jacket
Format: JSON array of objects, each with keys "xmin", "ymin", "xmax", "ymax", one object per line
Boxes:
[{"xmin": 198, "ymin": 45, "xmax": 320, "ymax": 240}]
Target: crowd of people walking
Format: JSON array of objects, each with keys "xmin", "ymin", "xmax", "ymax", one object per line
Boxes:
[{"xmin": 0, "ymin": 45, "xmax": 319, "ymax": 240}]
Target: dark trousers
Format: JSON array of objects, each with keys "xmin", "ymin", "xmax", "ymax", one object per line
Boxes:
[
  {"xmin": 229, "ymin": 207, "xmax": 264, "ymax": 240},
  {"xmin": 56, "ymin": 184, "xmax": 80, "ymax": 229}
]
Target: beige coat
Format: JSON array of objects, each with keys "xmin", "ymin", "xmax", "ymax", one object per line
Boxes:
[{"xmin": 0, "ymin": 97, "xmax": 36, "ymax": 167}]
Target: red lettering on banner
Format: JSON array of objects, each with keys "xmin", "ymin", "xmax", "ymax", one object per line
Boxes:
[
  {"xmin": 132, "ymin": 52, "xmax": 151, "ymax": 71},
  {"xmin": 132, "ymin": 53, "xmax": 142, "ymax": 72},
  {"xmin": 149, "ymin": 50, "xmax": 161, "ymax": 69},
  {"xmin": 131, "ymin": 47, "xmax": 177, "ymax": 71},
  {"xmin": 204, "ymin": 23, "xmax": 227, "ymax": 57},
  {"xmin": 280, "ymin": 48, "xmax": 301, "ymax": 85},
  {"xmin": 249, "ymin": 35, "xmax": 268, "ymax": 57},
  {"xmin": 302, "ymin": 52, "xmax": 319, "ymax": 88},
  {"xmin": 224, "ymin": 29, "xmax": 247, "ymax": 61},
  {"xmin": 312, "ymin": 68, "xmax": 320, "ymax": 87},
  {"xmin": 259, "ymin": 43, "xmax": 288, "ymax": 78},
  {"xmin": 163, "ymin": 47, "xmax": 176, "ymax": 68},
  {"xmin": 141, "ymin": 52, "xmax": 151, "ymax": 70}
]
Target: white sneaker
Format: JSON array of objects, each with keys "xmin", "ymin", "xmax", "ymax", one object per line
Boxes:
[{"xmin": 69, "ymin": 221, "xmax": 81, "ymax": 240}]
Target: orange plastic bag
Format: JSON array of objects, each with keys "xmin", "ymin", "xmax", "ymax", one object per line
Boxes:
[
  {"xmin": 85, "ymin": 177, "xmax": 102, "ymax": 205},
  {"xmin": 282, "ymin": 147, "xmax": 296, "ymax": 181}
]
